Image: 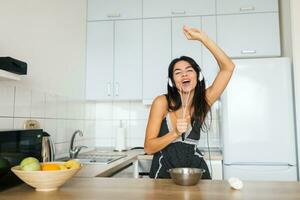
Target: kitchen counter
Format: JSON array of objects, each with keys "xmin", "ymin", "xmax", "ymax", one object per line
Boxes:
[
  {"xmin": 76, "ymin": 149, "xmax": 222, "ymax": 178},
  {"xmin": 1, "ymin": 177, "xmax": 300, "ymax": 200},
  {"xmin": 138, "ymin": 150, "xmax": 223, "ymax": 161},
  {"xmin": 76, "ymin": 149, "xmax": 144, "ymax": 177}
]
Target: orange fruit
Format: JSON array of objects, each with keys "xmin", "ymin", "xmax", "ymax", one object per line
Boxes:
[{"xmin": 41, "ymin": 163, "xmax": 61, "ymax": 171}]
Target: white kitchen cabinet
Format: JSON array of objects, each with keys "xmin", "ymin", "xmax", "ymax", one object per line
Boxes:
[
  {"xmin": 216, "ymin": 0, "xmax": 278, "ymax": 15},
  {"xmin": 88, "ymin": 0, "xmax": 142, "ymax": 21},
  {"xmin": 86, "ymin": 20, "xmax": 142, "ymax": 100},
  {"xmin": 114, "ymin": 20, "xmax": 142, "ymax": 100},
  {"xmin": 86, "ymin": 21, "xmax": 114, "ymax": 100},
  {"xmin": 206, "ymin": 160, "xmax": 223, "ymax": 180},
  {"xmin": 143, "ymin": 18, "xmax": 171, "ymax": 104},
  {"xmin": 143, "ymin": 0, "xmax": 215, "ymax": 18},
  {"xmin": 217, "ymin": 12, "xmax": 280, "ymax": 58},
  {"xmin": 201, "ymin": 16, "xmax": 219, "ymax": 87},
  {"xmin": 172, "ymin": 17, "xmax": 202, "ymax": 65}
]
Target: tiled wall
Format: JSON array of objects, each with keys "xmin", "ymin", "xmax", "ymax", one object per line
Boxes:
[
  {"xmin": 95, "ymin": 102, "xmax": 149, "ymax": 148},
  {"xmin": 0, "ymin": 83, "xmax": 96, "ymax": 158},
  {"xmin": 95, "ymin": 101, "xmax": 221, "ymax": 150}
]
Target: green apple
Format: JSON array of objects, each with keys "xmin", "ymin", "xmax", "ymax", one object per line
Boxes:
[
  {"xmin": 21, "ymin": 162, "xmax": 41, "ymax": 171},
  {"xmin": 20, "ymin": 157, "xmax": 39, "ymax": 168}
]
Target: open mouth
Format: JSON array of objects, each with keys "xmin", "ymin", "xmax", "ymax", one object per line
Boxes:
[{"xmin": 182, "ymin": 79, "xmax": 191, "ymax": 88}]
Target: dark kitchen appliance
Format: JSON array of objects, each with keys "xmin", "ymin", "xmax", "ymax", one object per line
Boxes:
[{"xmin": 0, "ymin": 129, "xmax": 54, "ymax": 191}]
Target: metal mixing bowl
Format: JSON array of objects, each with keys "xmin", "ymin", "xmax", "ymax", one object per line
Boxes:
[{"xmin": 169, "ymin": 168, "xmax": 205, "ymax": 186}]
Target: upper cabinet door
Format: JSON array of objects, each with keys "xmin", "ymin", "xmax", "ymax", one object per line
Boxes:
[
  {"xmin": 143, "ymin": 18, "xmax": 171, "ymax": 103},
  {"xmin": 217, "ymin": 13, "xmax": 280, "ymax": 58},
  {"xmin": 216, "ymin": 0, "xmax": 278, "ymax": 14},
  {"xmin": 172, "ymin": 17, "xmax": 202, "ymax": 66},
  {"xmin": 88, "ymin": 0, "xmax": 142, "ymax": 20},
  {"xmin": 201, "ymin": 16, "xmax": 219, "ymax": 87},
  {"xmin": 86, "ymin": 21, "xmax": 114, "ymax": 100},
  {"xmin": 143, "ymin": 0, "xmax": 215, "ymax": 18},
  {"xmin": 114, "ymin": 20, "xmax": 142, "ymax": 100}
]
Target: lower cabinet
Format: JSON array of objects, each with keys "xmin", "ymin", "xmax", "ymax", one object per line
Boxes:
[
  {"xmin": 134, "ymin": 158, "xmax": 223, "ymax": 180},
  {"xmin": 111, "ymin": 163, "xmax": 136, "ymax": 178},
  {"xmin": 206, "ymin": 160, "xmax": 223, "ymax": 180}
]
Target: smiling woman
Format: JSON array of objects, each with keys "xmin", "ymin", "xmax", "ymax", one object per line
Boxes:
[{"xmin": 144, "ymin": 25, "xmax": 235, "ymax": 179}]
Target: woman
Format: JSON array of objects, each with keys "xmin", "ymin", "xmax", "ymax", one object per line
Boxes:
[{"xmin": 144, "ymin": 26, "xmax": 235, "ymax": 179}]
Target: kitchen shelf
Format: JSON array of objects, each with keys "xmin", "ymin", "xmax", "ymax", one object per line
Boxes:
[{"xmin": 0, "ymin": 69, "xmax": 21, "ymax": 81}]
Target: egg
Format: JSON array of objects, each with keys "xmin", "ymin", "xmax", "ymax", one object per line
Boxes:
[{"xmin": 228, "ymin": 177, "xmax": 243, "ymax": 190}]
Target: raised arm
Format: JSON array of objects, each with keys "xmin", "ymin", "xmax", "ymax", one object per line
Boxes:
[{"xmin": 183, "ymin": 26, "xmax": 235, "ymax": 105}]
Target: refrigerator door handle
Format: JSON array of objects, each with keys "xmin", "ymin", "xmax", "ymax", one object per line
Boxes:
[{"xmin": 224, "ymin": 162, "xmax": 295, "ymax": 166}]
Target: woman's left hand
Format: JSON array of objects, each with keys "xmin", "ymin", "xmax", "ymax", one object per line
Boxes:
[{"xmin": 183, "ymin": 25, "xmax": 208, "ymax": 42}]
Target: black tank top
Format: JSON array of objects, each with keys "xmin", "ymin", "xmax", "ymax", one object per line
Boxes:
[{"xmin": 149, "ymin": 112, "xmax": 211, "ymax": 179}]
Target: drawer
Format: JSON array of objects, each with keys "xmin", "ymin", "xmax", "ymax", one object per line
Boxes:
[
  {"xmin": 88, "ymin": 0, "xmax": 142, "ymax": 20},
  {"xmin": 143, "ymin": 0, "xmax": 215, "ymax": 18},
  {"xmin": 216, "ymin": 0, "xmax": 278, "ymax": 14}
]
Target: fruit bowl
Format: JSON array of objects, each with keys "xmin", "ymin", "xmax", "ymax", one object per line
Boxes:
[{"xmin": 11, "ymin": 162, "xmax": 81, "ymax": 192}]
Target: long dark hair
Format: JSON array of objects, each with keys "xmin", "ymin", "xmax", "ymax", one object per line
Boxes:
[{"xmin": 166, "ymin": 56, "xmax": 211, "ymax": 132}]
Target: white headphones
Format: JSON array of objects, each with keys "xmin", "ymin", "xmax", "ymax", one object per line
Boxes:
[{"xmin": 168, "ymin": 71, "xmax": 204, "ymax": 87}]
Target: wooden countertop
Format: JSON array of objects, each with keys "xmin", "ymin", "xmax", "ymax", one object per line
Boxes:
[{"xmin": 1, "ymin": 177, "xmax": 300, "ymax": 200}]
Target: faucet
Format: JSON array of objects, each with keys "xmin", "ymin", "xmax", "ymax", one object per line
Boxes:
[{"xmin": 69, "ymin": 130, "xmax": 88, "ymax": 158}]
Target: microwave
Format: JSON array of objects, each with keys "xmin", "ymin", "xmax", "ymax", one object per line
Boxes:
[{"xmin": 0, "ymin": 129, "xmax": 45, "ymax": 191}]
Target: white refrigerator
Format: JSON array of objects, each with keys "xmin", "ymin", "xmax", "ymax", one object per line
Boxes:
[{"xmin": 221, "ymin": 57, "xmax": 298, "ymax": 181}]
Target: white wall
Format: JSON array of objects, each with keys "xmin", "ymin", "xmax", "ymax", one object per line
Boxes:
[
  {"xmin": 0, "ymin": 0, "xmax": 87, "ymax": 99},
  {"xmin": 290, "ymin": 0, "xmax": 300, "ymax": 179},
  {"xmin": 0, "ymin": 0, "xmax": 94, "ymax": 158}
]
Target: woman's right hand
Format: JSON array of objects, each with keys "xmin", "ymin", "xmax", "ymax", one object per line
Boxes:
[{"xmin": 176, "ymin": 118, "xmax": 188, "ymax": 136}]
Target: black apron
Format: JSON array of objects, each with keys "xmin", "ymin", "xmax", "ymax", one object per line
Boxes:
[{"xmin": 149, "ymin": 113, "xmax": 211, "ymax": 179}]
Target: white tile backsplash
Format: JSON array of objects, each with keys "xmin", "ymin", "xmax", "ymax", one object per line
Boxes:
[
  {"xmin": 84, "ymin": 120, "xmax": 96, "ymax": 139},
  {"xmin": 96, "ymin": 102, "xmax": 113, "ymax": 119},
  {"xmin": 128, "ymin": 138, "xmax": 144, "ymax": 148},
  {"xmin": 128, "ymin": 119, "xmax": 147, "ymax": 139},
  {"xmin": 45, "ymin": 93, "xmax": 57, "ymax": 118},
  {"xmin": 0, "ymin": 84, "xmax": 96, "ymax": 156},
  {"xmin": 56, "ymin": 119, "xmax": 68, "ymax": 143},
  {"xmin": 31, "ymin": 90, "xmax": 45, "ymax": 118},
  {"xmin": 13, "ymin": 118, "xmax": 27, "ymax": 129},
  {"xmin": 44, "ymin": 119, "xmax": 57, "ymax": 141},
  {"xmin": 96, "ymin": 120, "xmax": 113, "ymax": 138},
  {"xmin": 0, "ymin": 118, "xmax": 13, "ymax": 129},
  {"xmin": 55, "ymin": 142, "xmax": 69, "ymax": 158},
  {"xmin": 0, "ymin": 85, "xmax": 14, "ymax": 117},
  {"xmin": 129, "ymin": 101, "xmax": 150, "ymax": 120},
  {"xmin": 95, "ymin": 138, "xmax": 114, "ymax": 147},
  {"xmin": 14, "ymin": 86, "xmax": 31, "ymax": 117},
  {"xmin": 112, "ymin": 102, "xmax": 130, "ymax": 120},
  {"xmin": 85, "ymin": 103, "xmax": 96, "ymax": 119},
  {"xmin": 57, "ymin": 95, "xmax": 67, "ymax": 119}
]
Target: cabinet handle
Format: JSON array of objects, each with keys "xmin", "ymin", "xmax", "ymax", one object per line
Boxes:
[
  {"xmin": 107, "ymin": 13, "xmax": 121, "ymax": 18},
  {"xmin": 241, "ymin": 50, "xmax": 256, "ymax": 54},
  {"xmin": 115, "ymin": 82, "xmax": 119, "ymax": 96},
  {"xmin": 240, "ymin": 6, "xmax": 255, "ymax": 12},
  {"xmin": 171, "ymin": 10, "xmax": 186, "ymax": 15},
  {"xmin": 107, "ymin": 82, "xmax": 111, "ymax": 96}
]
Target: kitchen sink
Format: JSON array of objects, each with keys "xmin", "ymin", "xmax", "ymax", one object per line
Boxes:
[{"xmin": 58, "ymin": 153, "xmax": 127, "ymax": 164}]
